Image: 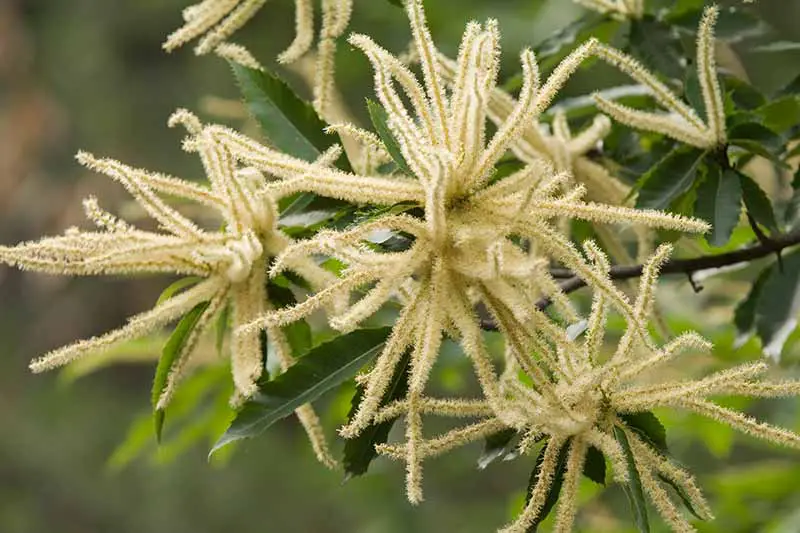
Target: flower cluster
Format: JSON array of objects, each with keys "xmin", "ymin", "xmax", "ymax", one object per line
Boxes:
[
  {"xmin": 0, "ymin": 109, "xmax": 341, "ymax": 467},
  {"xmin": 206, "ymin": 0, "xmax": 707, "ymax": 504},
  {"xmin": 2, "ymin": 0, "xmax": 797, "ymax": 532},
  {"xmin": 489, "ymin": 243, "xmax": 800, "ymax": 532}
]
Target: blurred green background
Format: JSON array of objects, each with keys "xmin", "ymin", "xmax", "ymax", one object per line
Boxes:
[{"xmin": 2, "ymin": 0, "xmax": 800, "ymax": 532}]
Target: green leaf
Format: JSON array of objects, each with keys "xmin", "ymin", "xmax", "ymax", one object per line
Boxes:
[
  {"xmin": 738, "ymin": 171, "xmax": 778, "ymax": 233},
  {"xmin": 534, "ymin": 14, "xmax": 617, "ymax": 74},
  {"xmin": 152, "ymin": 301, "xmax": 211, "ymax": 442},
  {"xmin": 525, "ymin": 439, "xmax": 570, "ymax": 532},
  {"xmin": 734, "ymin": 267, "xmax": 770, "ymax": 337},
  {"xmin": 728, "ymin": 122, "xmax": 784, "ymax": 160},
  {"xmin": 266, "ymin": 281, "xmax": 312, "ymax": 357},
  {"xmin": 211, "ymin": 327, "xmax": 392, "ymax": 454},
  {"xmin": 488, "ymin": 157, "xmax": 527, "ymax": 186},
  {"xmin": 684, "ymin": 65, "xmax": 705, "ymax": 118},
  {"xmin": 156, "ymin": 277, "xmax": 203, "ymax": 306},
  {"xmin": 385, "ymin": 0, "xmax": 402, "ymax": 6},
  {"xmin": 478, "ymin": 428, "xmax": 519, "ymax": 470},
  {"xmin": 629, "ymin": 16, "xmax": 685, "ymax": 80},
  {"xmin": 694, "ymin": 165, "xmax": 743, "ymax": 247},
  {"xmin": 583, "ymin": 446, "xmax": 606, "ymax": 485},
  {"xmin": 614, "ymin": 426, "xmax": 650, "ymax": 533},
  {"xmin": 636, "ymin": 147, "xmax": 706, "ymax": 210},
  {"xmin": 229, "ymin": 62, "xmax": 350, "ymax": 170},
  {"xmin": 668, "ymin": 7, "xmax": 764, "ymax": 41},
  {"xmin": 366, "ymin": 98, "xmax": 413, "ymax": 176},
  {"xmin": 343, "ymin": 350, "xmax": 411, "ymax": 478},
  {"xmin": 757, "ymin": 96, "xmax": 800, "ymax": 134},
  {"xmin": 755, "ymin": 250, "xmax": 800, "ymax": 361},
  {"xmin": 620, "ymin": 411, "xmax": 667, "ymax": 454},
  {"xmin": 722, "ymin": 75, "xmax": 767, "ymax": 112}
]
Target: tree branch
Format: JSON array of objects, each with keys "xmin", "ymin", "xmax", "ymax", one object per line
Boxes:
[{"xmin": 540, "ymin": 229, "xmax": 800, "ymax": 311}]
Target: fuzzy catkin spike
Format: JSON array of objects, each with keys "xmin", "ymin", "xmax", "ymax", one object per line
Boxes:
[
  {"xmin": 697, "ymin": 5, "xmax": 726, "ymax": 145},
  {"xmin": 215, "ymin": 42, "xmax": 264, "ymax": 70}
]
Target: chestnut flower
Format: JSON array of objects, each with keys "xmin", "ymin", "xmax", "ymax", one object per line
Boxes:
[
  {"xmin": 0, "ymin": 110, "xmax": 341, "ymax": 468},
  {"xmin": 210, "ymin": 0, "xmax": 708, "ymax": 503}
]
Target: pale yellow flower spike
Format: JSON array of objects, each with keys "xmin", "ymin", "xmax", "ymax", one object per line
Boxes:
[
  {"xmin": 215, "ymin": 42, "xmax": 264, "ymax": 70},
  {"xmin": 313, "ymin": 0, "xmax": 354, "ymax": 117},
  {"xmin": 1, "ymin": 110, "xmax": 339, "ymax": 468},
  {"xmin": 277, "ymin": 0, "xmax": 314, "ymax": 64},
  {"xmin": 487, "ymin": 244, "xmax": 800, "ymax": 532},
  {"xmin": 593, "ymin": 5, "xmax": 727, "ymax": 149},
  {"xmin": 573, "ymin": 0, "xmax": 644, "ymax": 19}
]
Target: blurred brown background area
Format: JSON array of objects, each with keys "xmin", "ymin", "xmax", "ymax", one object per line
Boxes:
[{"xmin": 1, "ymin": 1, "xmax": 799, "ymax": 532}]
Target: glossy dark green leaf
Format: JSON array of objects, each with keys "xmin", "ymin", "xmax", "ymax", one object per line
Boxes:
[
  {"xmin": 152, "ymin": 301, "xmax": 211, "ymax": 442},
  {"xmin": 266, "ymin": 281, "xmax": 312, "ymax": 356},
  {"xmin": 343, "ymin": 350, "xmax": 411, "ymax": 478},
  {"xmin": 784, "ymin": 177, "xmax": 800, "ymax": 230},
  {"xmin": 738, "ymin": 171, "xmax": 778, "ymax": 233},
  {"xmin": 684, "ymin": 66, "xmax": 705, "ymax": 118},
  {"xmin": 367, "ymin": 98, "xmax": 413, "ymax": 176},
  {"xmin": 636, "ymin": 147, "xmax": 706, "ymax": 210},
  {"xmin": 535, "ymin": 14, "xmax": 615, "ymax": 74},
  {"xmin": 658, "ymin": 186, "xmax": 699, "ymax": 243},
  {"xmin": 230, "ymin": 62, "xmax": 350, "ymax": 170},
  {"xmin": 734, "ymin": 267, "xmax": 770, "ymax": 336},
  {"xmin": 667, "ymin": 6, "xmax": 764, "ymax": 41},
  {"xmin": 503, "ymin": 17, "xmax": 617, "ymax": 93},
  {"xmin": 695, "ymin": 165, "xmax": 743, "ymax": 247},
  {"xmin": 478, "ymin": 428, "xmax": 519, "ymax": 470},
  {"xmin": 614, "ymin": 426, "xmax": 650, "ymax": 533},
  {"xmin": 755, "ymin": 250, "xmax": 800, "ymax": 361},
  {"xmin": 629, "ymin": 16, "xmax": 684, "ymax": 80},
  {"xmin": 211, "ymin": 327, "xmax": 391, "ymax": 454},
  {"xmin": 525, "ymin": 439, "xmax": 570, "ymax": 532},
  {"xmin": 729, "ymin": 122, "xmax": 783, "ymax": 156},
  {"xmin": 621, "ymin": 411, "xmax": 667, "ymax": 454},
  {"xmin": 582, "ymin": 446, "xmax": 606, "ymax": 485},
  {"xmin": 722, "ymin": 75, "xmax": 768, "ymax": 112},
  {"xmin": 536, "ymin": 15, "xmax": 600, "ymax": 59},
  {"xmin": 488, "ymin": 158, "xmax": 526, "ymax": 186},
  {"xmin": 757, "ymin": 96, "xmax": 800, "ymax": 134}
]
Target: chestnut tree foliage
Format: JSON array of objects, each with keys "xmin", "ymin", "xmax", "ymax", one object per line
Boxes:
[{"xmin": 3, "ymin": 0, "xmax": 800, "ymax": 531}]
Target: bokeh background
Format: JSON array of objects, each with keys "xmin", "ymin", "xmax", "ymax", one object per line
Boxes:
[{"xmin": 2, "ymin": 0, "xmax": 800, "ymax": 532}]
